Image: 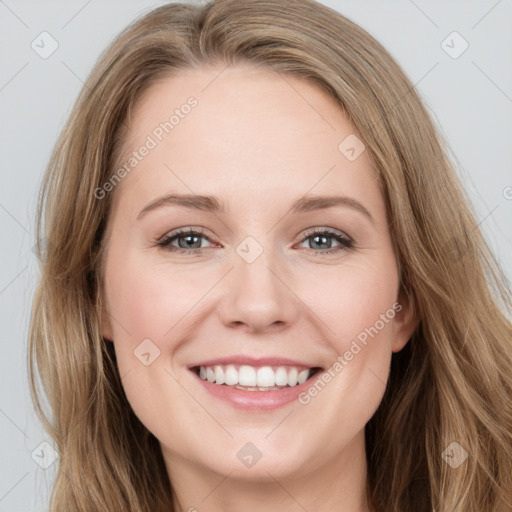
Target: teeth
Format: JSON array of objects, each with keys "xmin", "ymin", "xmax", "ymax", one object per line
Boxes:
[
  {"xmin": 256, "ymin": 366, "xmax": 275, "ymax": 387},
  {"xmin": 206, "ymin": 367, "xmax": 216, "ymax": 383},
  {"xmin": 297, "ymin": 369, "xmax": 309, "ymax": 384},
  {"xmin": 214, "ymin": 365, "xmax": 225, "ymax": 385},
  {"xmin": 196, "ymin": 364, "xmax": 316, "ymax": 389},
  {"xmin": 225, "ymin": 364, "xmax": 238, "ymax": 385},
  {"xmin": 239, "ymin": 365, "xmax": 257, "ymax": 386},
  {"xmin": 288, "ymin": 367, "xmax": 298, "ymax": 386},
  {"xmin": 275, "ymin": 366, "xmax": 288, "ymax": 386}
]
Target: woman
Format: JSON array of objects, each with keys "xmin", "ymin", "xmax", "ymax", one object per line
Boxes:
[{"xmin": 29, "ymin": 0, "xmax": 512, "ymax": 511}]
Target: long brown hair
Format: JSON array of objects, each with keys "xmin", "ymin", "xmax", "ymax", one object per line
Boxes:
[{"xmin": 29, "ymin": 1, "xmax": 512, "ymax": 510}]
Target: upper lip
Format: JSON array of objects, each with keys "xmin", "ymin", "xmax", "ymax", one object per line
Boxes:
[{"xmin": 188, "ymin": 355, "xmax": 322, "ymax": 369}]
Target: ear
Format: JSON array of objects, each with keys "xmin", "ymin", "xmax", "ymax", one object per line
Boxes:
[
  {"xmin": 391, "ymin": 289, "xmax": 419, "ymax": 353},
  {"xmin": 98, "ymin": 291, "xmax": 114, "ymax": 342}
]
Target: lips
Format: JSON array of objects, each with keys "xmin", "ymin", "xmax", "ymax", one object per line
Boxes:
[{"xmin": 188, "ymin": 355, "xmax": 324, "ymax": 410}]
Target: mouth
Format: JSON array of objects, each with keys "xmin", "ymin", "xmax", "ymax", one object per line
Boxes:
[{"xmin": 190, "ymin": 364, "xmax": 323, "ymax": 392}]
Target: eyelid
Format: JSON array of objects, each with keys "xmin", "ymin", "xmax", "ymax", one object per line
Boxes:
[
  {"xmin": 157, "ymin": 226, "xmax": 214, "ymax": 243},
  {"xmin": 298, "ymin": 226, "xmax": 353, "ymax": 242}
]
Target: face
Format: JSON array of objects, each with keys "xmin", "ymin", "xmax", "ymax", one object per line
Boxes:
[{"xmin": 100, "ymin": 63, "xmax": 417, "ymax": 486}]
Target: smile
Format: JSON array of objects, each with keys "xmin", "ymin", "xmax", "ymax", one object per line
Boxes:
[
  {"xmin": 192, "ymin": 364, "xmax": 321, "ymax": 390},
  {"xmin": 188, "ymin": 356, "xmax": 324, "ymax": 411}
]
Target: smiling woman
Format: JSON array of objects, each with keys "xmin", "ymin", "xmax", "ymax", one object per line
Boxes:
[{"xmin": 28, "ymin": 1, "xmax": 512, "ymax": 512}]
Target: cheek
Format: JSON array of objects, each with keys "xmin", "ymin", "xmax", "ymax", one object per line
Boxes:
[
  {"xmin": 290, "ymin": 260, "xmax": 399, "ymax": 430},
  {"xmin": 104, "ymin": 253, "xmax": 201, "ymax": 435},
  {"xmin": 104, "ymin": 250, "xmax": 208, "ymax": 348},
  {"xmin": 303, "ymin": 259, "xmax": 399, "ymax": 352}
]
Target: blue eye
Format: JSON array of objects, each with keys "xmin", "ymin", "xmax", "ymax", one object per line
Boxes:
[
  {"xmin": 297, "ymin": 228, "xmax": 354, "ymax": 255},
  {"xmin": 156, "ymin": 227, "xmax": 354, "ymax": 256},
  {"xmin": 156, "ymin": 228, "xmax": 213, "ymax": 255}
]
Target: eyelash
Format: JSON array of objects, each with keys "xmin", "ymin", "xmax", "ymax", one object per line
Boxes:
[{"xmin": 155, "ymin": 227, "xmax": 355, "ymax": 257}]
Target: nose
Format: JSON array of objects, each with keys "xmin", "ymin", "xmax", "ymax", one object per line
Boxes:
[{"xmin": 216, "ymin": 247, "xmax": 300, "ymax": 334}]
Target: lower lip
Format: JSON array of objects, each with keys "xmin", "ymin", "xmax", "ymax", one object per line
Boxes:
[{"xmin": 191, "ymin": 370, "xmax": 323, "ymax": 411}]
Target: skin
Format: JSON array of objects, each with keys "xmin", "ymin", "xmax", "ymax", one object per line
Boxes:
[{"xmin": 100, "ymin": 63, "xmax": 418, "ymax": 512}]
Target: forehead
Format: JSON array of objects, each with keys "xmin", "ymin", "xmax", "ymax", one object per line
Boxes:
[
  {"xmin": 113, "ymin": 63, "xmax": 382, "ymax": 220},
  {"xmin": 125, "ymin": 63, "xmax": 354, "ymax": 157}
]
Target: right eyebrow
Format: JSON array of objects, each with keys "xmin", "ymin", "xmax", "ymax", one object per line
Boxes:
[{"xmin": 137, "ymin": 194, "xmax": 226, "ymax": 220}]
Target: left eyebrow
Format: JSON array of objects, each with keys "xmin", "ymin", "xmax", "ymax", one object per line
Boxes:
[{"xmin": 289, "ymin": 194, "xmax": 374, "ymax": 224}]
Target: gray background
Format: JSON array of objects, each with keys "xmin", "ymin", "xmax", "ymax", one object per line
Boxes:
[{"xmin": 1, "ymin": 0, "xmax": 511, "ymax": 510}]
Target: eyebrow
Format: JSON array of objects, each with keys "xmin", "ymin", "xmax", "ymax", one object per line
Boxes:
[{"xmin": 136, "ymin": 193, "xmax": 374, "ymax": 224}]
